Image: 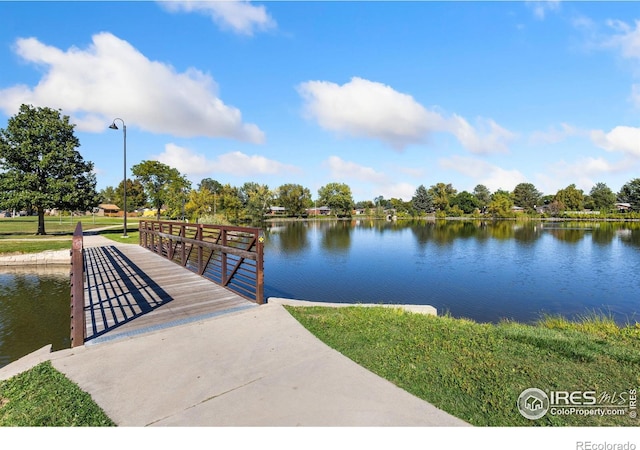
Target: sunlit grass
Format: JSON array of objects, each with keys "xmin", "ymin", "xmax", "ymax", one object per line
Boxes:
[
  {"xmin": 286, "ymin": 306, "xmax": 640, "ymax": 426},
  {"xmin": 0, "ymin": 361, "xmax": 114, "ymax": 426}
]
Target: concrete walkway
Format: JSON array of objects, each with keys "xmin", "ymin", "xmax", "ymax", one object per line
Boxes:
[{"xmin": 0, "ymin": 297, "xmax": 468, "ymax": 427}]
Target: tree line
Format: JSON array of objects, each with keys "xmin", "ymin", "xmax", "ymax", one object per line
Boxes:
[
  {"xmin": 2, "ymin": 104, "xmax": 640, "ymax": 235},
  {"xmin": 99, "ymin": 171, "xmax": 640, "ymax": 224}
]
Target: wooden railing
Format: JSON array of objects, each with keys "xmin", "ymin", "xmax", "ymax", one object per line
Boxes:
[
  {"xmin": 70, "ymin": 222, "xmax": 86, "ymax": 347},
  {"xmin": 139, "ymin": 220, "xmax": 265, "ymax": 304}
]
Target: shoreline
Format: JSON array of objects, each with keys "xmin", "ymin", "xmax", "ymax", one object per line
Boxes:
[{"xmin": 0, "ymin": 249, "xmax": 70, "ymax": 266}]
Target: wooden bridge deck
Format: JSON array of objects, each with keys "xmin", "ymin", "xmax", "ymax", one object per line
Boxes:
[{"xmin": 81, "ymin": 240, "xmax": 257, "ymax": 345}]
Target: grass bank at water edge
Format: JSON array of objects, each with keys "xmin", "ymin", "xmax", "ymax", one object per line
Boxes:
[{"xmin": 285, "ymin": 306, "xmax": 640, "ymax": 426}]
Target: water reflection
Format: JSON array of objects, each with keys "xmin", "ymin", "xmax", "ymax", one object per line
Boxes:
[
  {"xmin": 264, "ymin": 219, "xmax": 640, "ymax": 325},
  {"xmin": 0, "ymin": 265, "xmax": 70, "ymax": 369}
]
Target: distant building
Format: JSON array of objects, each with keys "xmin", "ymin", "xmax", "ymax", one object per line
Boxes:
[
  {"xmin": 615, "ymin": 202, "xmax": 632, "ymax": 212},
  {"xmin": 267, "ymin": 206, "xmax": 287, "ymax": 216},
  {"xmin": 307, "ymin": 206, "xmax": 331, "ymax": 216},
  {"xmin": 97, "ymin": 204, "xmax": 121, "ymax": 217}
]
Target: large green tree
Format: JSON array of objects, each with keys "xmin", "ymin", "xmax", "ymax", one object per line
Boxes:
[
  {"xmin": 317, "ymin": 182, "xmax": 355, "ymax": 217},
  {"xmin": 0, "ymin": 104, "xmax": 99, "ymax": 234},
  {"xmin": 428, "ymin": 183, "xmax": 457, "ymax": 211},
  {"xmin": 244, "ymin": 183, "xmax": 274, "ymax": 222},
  {"xmin": 114, "ymin": 179, "xmax": 147, "ymax": 212},
  {"xmin": 554, "ymin": 184, "xmax": 584, "ymax": 211},
  {"xmin": 512, "ymin": 182, "xmax": 542, "ymax": 211},
  {"xmin": 411, "ymin": 184, "xmax": 434, "ymax": 215},
  {"xmin": 451, "ymin": 191, "xmax": 480, "ymax": 214},
  {"xmin": 618, "ymin": 178, "xmax": 640, "ymax": 211},
  {"xmin": 131, "ymin": 160, "xmax": 188, "ymax": 220},
  {"xmin": 589, "ymin": 182, "xmax": 616, "ymax": 211},
  {"xmin": 473, "ymin": 184, "xmax": 492, "ymax": 209},
  {"xmin": 276, "ymin": 183, "xmax": 312, "ymax": 217}
]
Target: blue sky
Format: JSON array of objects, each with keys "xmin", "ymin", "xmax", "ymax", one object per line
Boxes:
[{"xmin": 2, "ymin": 1, "xmax": 640, "ymax": 203}]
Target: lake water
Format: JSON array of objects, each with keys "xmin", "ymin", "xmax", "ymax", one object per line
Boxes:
[
  {"xmin": 1, "ymin": 219, "xmax": 639, "ymax": 369},
  {"xmin": 263, "ymin": 220, "xmax": 640, "ymax": 325},
  {"xmin": 0, "ymin": 266, "xmax": 70, "ymax": 369}
]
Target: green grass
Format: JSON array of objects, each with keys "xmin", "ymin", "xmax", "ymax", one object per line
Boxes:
[
  {"xmin": 285, "ymin": 306, "xmax": 640, "ymax": 426},
  {"xmin": 0, "ymin": 361, "xmax": 115, "ymax": 426},
  {"xmin": 0, "ymin": 216, "xmax": 139, "ymax": 253}
]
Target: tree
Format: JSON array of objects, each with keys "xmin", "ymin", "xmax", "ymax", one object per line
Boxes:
[
  {"xmin": 512, "ymin": 183, "xmax": 541, "ymax": 211},
  {"xmin": 185, "ymin": 186, "xmax": 215, "ymax": 221},
  {"xmin": 487, "ymin": 189, "xmax": 514, "ymax": 218},
  {"xmin": 198, "ymin": 178, "xmax": 222, "ymax": 194},
  {"xmin": 411, "ymin": 184, "xmax": 434, "ymax": 215},
  {"xmin": 473, "ymin": 184, "xmax": 492, "ymax": 208},
  {"xmin": 618, "ymin": 178, "xmax": 640, "ymax": 211},
  {"xmin": 451, "ymin": 191, "xmax": 480, "ymax": 214},
  {"xmin": 317, "ymin": 182, "xmax": 355, "ymax": 217},
  {"xmin": 99, "ymin": 186, "xmax": 117, "ymax": 204},
  {"xmin": 114, "ymin": 179, "xmax": 147, "ymax": 212},
  {"xmin": 0, "ymin": 104, "xmax": 99, "ymax": 234},
  {"xmin": 589, "ymin": 182, "xmax": 616, "ymax": 211},
  {"xmin": 164, "ymin": 175, "xmax": 191, "ymax": 220},
  {"xmin": 277, "ymin": 183, "xmax": 312, "ymax": 217},
  {"xmin": 244, "ymin": 183, "xmax": 274, "ymax": 222},
  {"xmin": 554, "ymin": 184, "xmax": 584, "ymax": 211},
  {"xmin": 428, "ymin": 183, "xmax": 457, "ymax": 211},
  {"xmin": 131, "ymin": 160, "xmax": 186, "ymax": 220}
]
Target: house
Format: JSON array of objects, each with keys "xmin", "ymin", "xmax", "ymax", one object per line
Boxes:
[
  {"xmin": 615, "ymin": 202, "xmax": 632, "ymax": 213},
  {"xmin": 267, "ymin": 206, "xmax": 287, "ymax": 216},
  {"xmin": 307, "ymin": 206, "xmax": 331, "ymax": 216},
  {"xmin": 96, "ymin": 204, "xmax": 121, "ymax": 217}
]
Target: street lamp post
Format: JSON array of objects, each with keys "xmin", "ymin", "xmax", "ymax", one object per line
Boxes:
[{"xmin": 109, "ymin": 118, "xmax": 128, "ymax": 238}]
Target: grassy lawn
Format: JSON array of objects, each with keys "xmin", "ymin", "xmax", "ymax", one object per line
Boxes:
[
  {"xmin": 0, "ymin": 216, "xmax": 139, "ymax": 253},
  {"xmin": 0, "ymin": 361, "xmax": 114, "ymax": 426},
  {"xmin": 285, "ymin": 306, "xmax": 640, "ymax": 427}
]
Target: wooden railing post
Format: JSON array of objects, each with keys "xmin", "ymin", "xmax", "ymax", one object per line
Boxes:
[
  {"xmin": 70, "ymin": 222, "xmax": 86, "ymax": 347},
  {"xmin": 256, "ymin": 229, "xmax": 264, "ymax": 304},
  {"xmin": 221, "ymin": 228, "xmax": 228, "ymax": 286}
]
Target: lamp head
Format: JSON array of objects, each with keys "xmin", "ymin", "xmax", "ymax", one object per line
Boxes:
[{"xmin": 109, "ymin": 122, "xmax": 118, "ymax": 130}]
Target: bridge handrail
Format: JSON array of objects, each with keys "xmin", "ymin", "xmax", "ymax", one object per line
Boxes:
[
  {"xmin": 138, "ymin": 220, "xmax": 265, "ymax": 304},
  {"xmin": 70, "ymin": 222, "xmax": 86, "ymax": 347}
]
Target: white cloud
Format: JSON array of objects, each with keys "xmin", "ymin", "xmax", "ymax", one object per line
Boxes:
[
  {"xmin": 298, "ymin": 77, "xmax": 515, "ymax": 153},
  {"xmin": 439, "ymin": 155, "xmax": 527, "ymax": 192},
  {"xmin": 158, "ymin": 0, "xmax": 275, "ymax": 36},
  {"xmin": 325, "ymin": 156, "xmax": 388, "ymax": 184},
  {"xmin": 536, "ymin": 156, "xmax": 629, "ymax": 194},
  {"xmin": 0, "ymin": 33, "xmax": 264, "ymax": 143},
  {"xmin": 526, "ymin": 1, "xmax": 561, "ymax": 20},
  {"xmin": 154, "ymin": 143, "xmax": 299, "ymax": 177},
  {"xmin": 603, "ymin": 19, "xmax": 640, "ymax": 60},
  {"xmin": 446, "ymin": 114, "xmax": 516, "ymax": 154},
  {"xmin": 384, "ymin": 182, "xmax": 417, "ymax": 201},
  {"xmin": 590, "ymin": 126, "xmax": 640, "ymax": 156},
  {"xmin": 529, "ymin": 123, "xmax": 580, "ymax": 144},
  {"xmin": 298, "ymin": 77, "xmax": 442, "ymax": 150}
]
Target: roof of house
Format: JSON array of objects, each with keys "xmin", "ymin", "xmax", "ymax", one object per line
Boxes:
[{"xmin": 98, "ymin": 204, "xmax": 121, "ymax": 210}]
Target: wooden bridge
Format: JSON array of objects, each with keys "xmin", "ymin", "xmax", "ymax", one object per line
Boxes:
[{"xmin": 70, "ymin": 221, "xmax": 264, "ymax": 346}]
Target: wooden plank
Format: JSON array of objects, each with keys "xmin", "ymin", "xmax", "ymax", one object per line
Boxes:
[{"xmin": 83, "ymin": 244, "xmax": 255, "ymax": 343}]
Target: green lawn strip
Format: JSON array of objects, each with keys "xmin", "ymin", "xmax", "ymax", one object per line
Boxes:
[
  {"xmin": 0, "ymin": 361, "xmax": 114, "ymax": 426},
  {"xmin": 285, "ymin": 306, "xmax": 640, "ymax": 427},
  {"xmin": 0, "ymin": 240, "xmax": 72, "ymax": 254}
]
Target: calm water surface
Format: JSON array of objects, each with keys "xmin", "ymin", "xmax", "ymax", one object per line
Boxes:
[
  {"xmin": 263, "ymin": 220, "xmax": 640, "ymax": 325},
  {"xmin": 1, "ymin": 219, "xmax": 639, "ymax": 369},
  {"xmin": 0, "ymin": 266, "xmax": 70, "ymax": 369}
]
